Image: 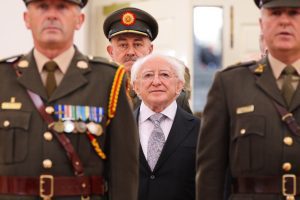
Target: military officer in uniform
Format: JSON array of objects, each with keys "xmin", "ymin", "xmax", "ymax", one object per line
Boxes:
[
  {"xmin": 103, "ymin": 7, "xmax": 192, "ymax": 113},
  {"xmin": 0, "ymin": 0, "xmax": 139, "ymax": 199},
  {"xmin": 196, "ymin": 0, "xmax": 300, "ymax": 200}
]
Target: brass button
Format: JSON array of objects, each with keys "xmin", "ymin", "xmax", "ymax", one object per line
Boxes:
[
  {"xmin": 282, "ymin": 162, "xmax": 292, "ymax": 172},
  {"xmin": 81, "ymin": 182, "xmax": 87, "ymax": 188},
  {"xmin": 43, "ymin": 159, "xmax": 53, "ymax": 169},
  {"xmin": 240, "ymin": 129, "xmax": 246, "ymax": 135},
  {"xmin": 45, "ymin": 106, "xmax": 54, "ymax": 114},
  {"xmin": 3, "ymin": 120, "xmax": 10, "ymax": 127},
  {"xmin": 283, "ymin": 137, "xmax": 293, "ymax": 146},
  {"xmin": 43, "ymin": 132, "xmax": 53, "ymax": 141}
]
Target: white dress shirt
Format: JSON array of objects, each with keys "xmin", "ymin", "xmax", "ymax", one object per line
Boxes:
[{"xmin": 138, "ymin": 101, "xmax": 177, "ymax": 159}]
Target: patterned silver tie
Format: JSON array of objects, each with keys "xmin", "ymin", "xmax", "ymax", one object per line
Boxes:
[{"xmin": 147, "ymin": 113, "xmax": 166, "ymax": 171}]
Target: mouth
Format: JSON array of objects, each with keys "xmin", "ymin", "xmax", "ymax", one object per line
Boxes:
[
  {"xmin": 45, "ymin": 27, "xmax": 60, "ymax": 31},
  {"xmin": 277, "ymin": 31, "xmax": 292, "ymax": 37},
  {"xmin": 150, "ymin": 90, "xmax": 165, "ymax": 93}
]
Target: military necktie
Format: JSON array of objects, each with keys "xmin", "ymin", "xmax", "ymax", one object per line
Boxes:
[
  {"xmin": 44, "ymin": 61, "xmax": 58, "ymax": 97},
  {"xmin": 281, "ymin": 65, "xmax": 298, "ymax": 106},
  {"xmin": 147, "ymin": 113, "xmax": 166, "ymax": 171}
]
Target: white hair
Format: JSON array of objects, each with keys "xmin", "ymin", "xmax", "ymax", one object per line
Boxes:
[{"xmin": 130, "ymin": 53, "xmax": 186, "ymax": 85}]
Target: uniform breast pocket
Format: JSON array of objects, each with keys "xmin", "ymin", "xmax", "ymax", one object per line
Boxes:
[
  {"xmin": 231, "ymin": 115, "xmax": 265, "ymax": 172},
  {"xmin": 0, "ymin": 111, "xmax": 31, "ymax": 164}
]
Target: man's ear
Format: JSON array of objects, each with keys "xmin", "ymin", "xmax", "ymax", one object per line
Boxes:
[
  {"xmin": 107, "ymin": 45, "xmax": 113, "ymax": 57},
  {"xmin": 75, "ymin": 13, "xmax": 85, "ymax": 30},
  {"xmin": 133, "ymin": 81, "xmax": 139, "ymax": 94},
  {"xmin": 176, "ymin": 80, "xmax": 184, "ymax": 95},
  {"xmin": 149, "ymin": 44, "xmax": 153, "ymax": 53},
  {"xmin": 23, "ymin": 11, "xmax": 31, "ymax": 29}
]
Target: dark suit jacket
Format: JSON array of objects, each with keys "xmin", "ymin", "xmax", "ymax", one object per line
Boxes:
[
  {"xmin": 134, "ymin": 106, "xmax": 200, "ymax": 200},
  {"xmin": 196, "ymin": 57, "xmax": 300, "ymax": 200},
  {"xmin": 0, "ymin": 48, "xmax": 139, "ymax": 200}
]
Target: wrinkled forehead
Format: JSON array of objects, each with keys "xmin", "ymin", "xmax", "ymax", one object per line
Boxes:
[{"xmin": 140, "ymin": 58, "xmax": 174, "ymax": 72}]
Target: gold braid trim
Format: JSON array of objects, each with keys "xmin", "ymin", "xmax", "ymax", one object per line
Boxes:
[
  {"xmin": 87, "ymin": 132, "xmax": 106, "ymax": 159},
  {"xmin": 106, "ymin": 66, "xmax": 125, "ymax": 126}
]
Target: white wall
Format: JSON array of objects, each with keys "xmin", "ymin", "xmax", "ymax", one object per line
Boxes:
[{"xmin": 0, "ymin": 0, "xmax": 88, "ymax": 59}]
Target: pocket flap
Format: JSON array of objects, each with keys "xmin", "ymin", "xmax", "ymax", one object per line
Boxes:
[
  {"xmin": 0, "ymin": 111, "xmax": 31, "ymax": 130},
  {"xmin": 233, "ymin": 115, "xmax": 265, "ymax": 140}
]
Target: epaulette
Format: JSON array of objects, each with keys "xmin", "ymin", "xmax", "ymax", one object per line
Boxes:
[
  {"xmin": 223, "ymin": 60, "xmax": 257, "ymax": 72},
  {"xmin": 0, "ymin": 54, "xmax": 23, "ymax": 64},
  {"xmin": 88, "ymin": 55, "xmax": 118, "ymax": 68},
  {"xmin": 106, "ymin": 66, "xmax": 126, "ymax": 126}
]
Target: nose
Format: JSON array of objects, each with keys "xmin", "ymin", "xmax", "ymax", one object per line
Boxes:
[
  {"xmin": 279, "ymin": 13, "xmax": 291, "ymax": 27},
  {"xmin": 126, "ymin": 45, "xmax": 136, "ymax": 56},
  {"xmin": 46, "ymin": 7, "xmax": 58, "ymax": 20},
  {"xmin": 151, "ymin": 74, "xmax": 162, "ymax": 85}
]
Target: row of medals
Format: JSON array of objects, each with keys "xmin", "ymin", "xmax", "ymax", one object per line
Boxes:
[
  {"xmin": 49, "ymin": 104, "xmax": 104, "ymax": 136},
  {"xmin": 52, "ymin": 120, "xmax": 103, "ymax": 136}
]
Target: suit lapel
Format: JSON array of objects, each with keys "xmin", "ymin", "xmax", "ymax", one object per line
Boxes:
[
  {"xmin": 255, "ymin": 58, "xmax": 286, "ymax": 106},
  {"xmin": 48, "ymin": 49, "xmax": 91, "ymax": 102},
  {"xmin": 154, "ymin": 107, "xmax": 195, "ymax": 171},
  {"xmin": 17, "ymin": 52, "xmax": 48, "ymax": 100}
]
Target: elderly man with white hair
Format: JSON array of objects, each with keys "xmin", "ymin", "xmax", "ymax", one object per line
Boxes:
[{"xmin": 131, "ymin": 53, "xmax": 200, "ymax": 200}]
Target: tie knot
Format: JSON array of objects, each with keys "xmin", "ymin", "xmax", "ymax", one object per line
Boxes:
[
  {"xmin": 283, "ymin": 65, "xmax": 297, "ymax": 76},
  {"xmin": 149, "ymin": 113, "xmax": 165, "ymax": 125},
  {"xmin": 44, "ymin": 61, "xmax": 58, "ymax": 72}
]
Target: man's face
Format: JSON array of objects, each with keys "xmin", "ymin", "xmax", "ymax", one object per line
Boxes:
[
  {"xmin": 260, "ymin": 7, "xmax": 300, "ymax": 57},
  {"xmin": 107, "ymin": 33, "xmax": 153, "ymax": 73},
  {"xmin": 24, "ymin": 0, "xmax": 84, "ymax": 50},
  {"xmin": 133, "ymin": 57, "xmax": 183, "ymax": 112}
]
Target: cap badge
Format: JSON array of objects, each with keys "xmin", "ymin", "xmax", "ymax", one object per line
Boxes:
[{"xmin": 121, "ymin": 12, "xmax": 136, "ymax": 26}]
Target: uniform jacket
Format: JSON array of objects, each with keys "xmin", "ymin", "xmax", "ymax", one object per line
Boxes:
[
  {"xmin": 196, "ymin": 56, "xmax": 300, "ymax": 200},
  {"xmin": 134, "ymin": 106, "xmax": 200, "ymax": 200},
  {"xmin": 0, "ymin": 48, "xmax": 139, "ymax": 200}
]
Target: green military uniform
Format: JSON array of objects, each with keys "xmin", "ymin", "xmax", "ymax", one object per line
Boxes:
[
  {"xmin": 197, "ymin": 1, "xmax": 300, "ymax": 199},
  {"xmin": 0, "ymin": 48, "xmax": 139, "ymax": 200},
  {"xmin": 196, "ymin": 56, "xmax": 300, "ymax": 200}
]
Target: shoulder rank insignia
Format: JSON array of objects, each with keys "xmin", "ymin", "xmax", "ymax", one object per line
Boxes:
[
  {"xmin": 18, "ymin": 60, "xmax": 29, "ymax": 68},
  {"xmin": 254, "ymin": 63, "xmax": 265, "ymax": 74},
  {"xmin": 76, "ymin": 60, "xmax": 88, "ymax": 69}
]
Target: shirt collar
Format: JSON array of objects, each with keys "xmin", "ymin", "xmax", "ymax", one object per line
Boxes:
[
  {"xmin": 34, "ymin": 46, "xmax": 75, "ymax": 74},
  {"xmin": 269, "ymin": 53, "xmax": 300, "ymax": 79},
  {"xmin": 139, "ymin": 101, "xmax": 177, "ymax": 123}
]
